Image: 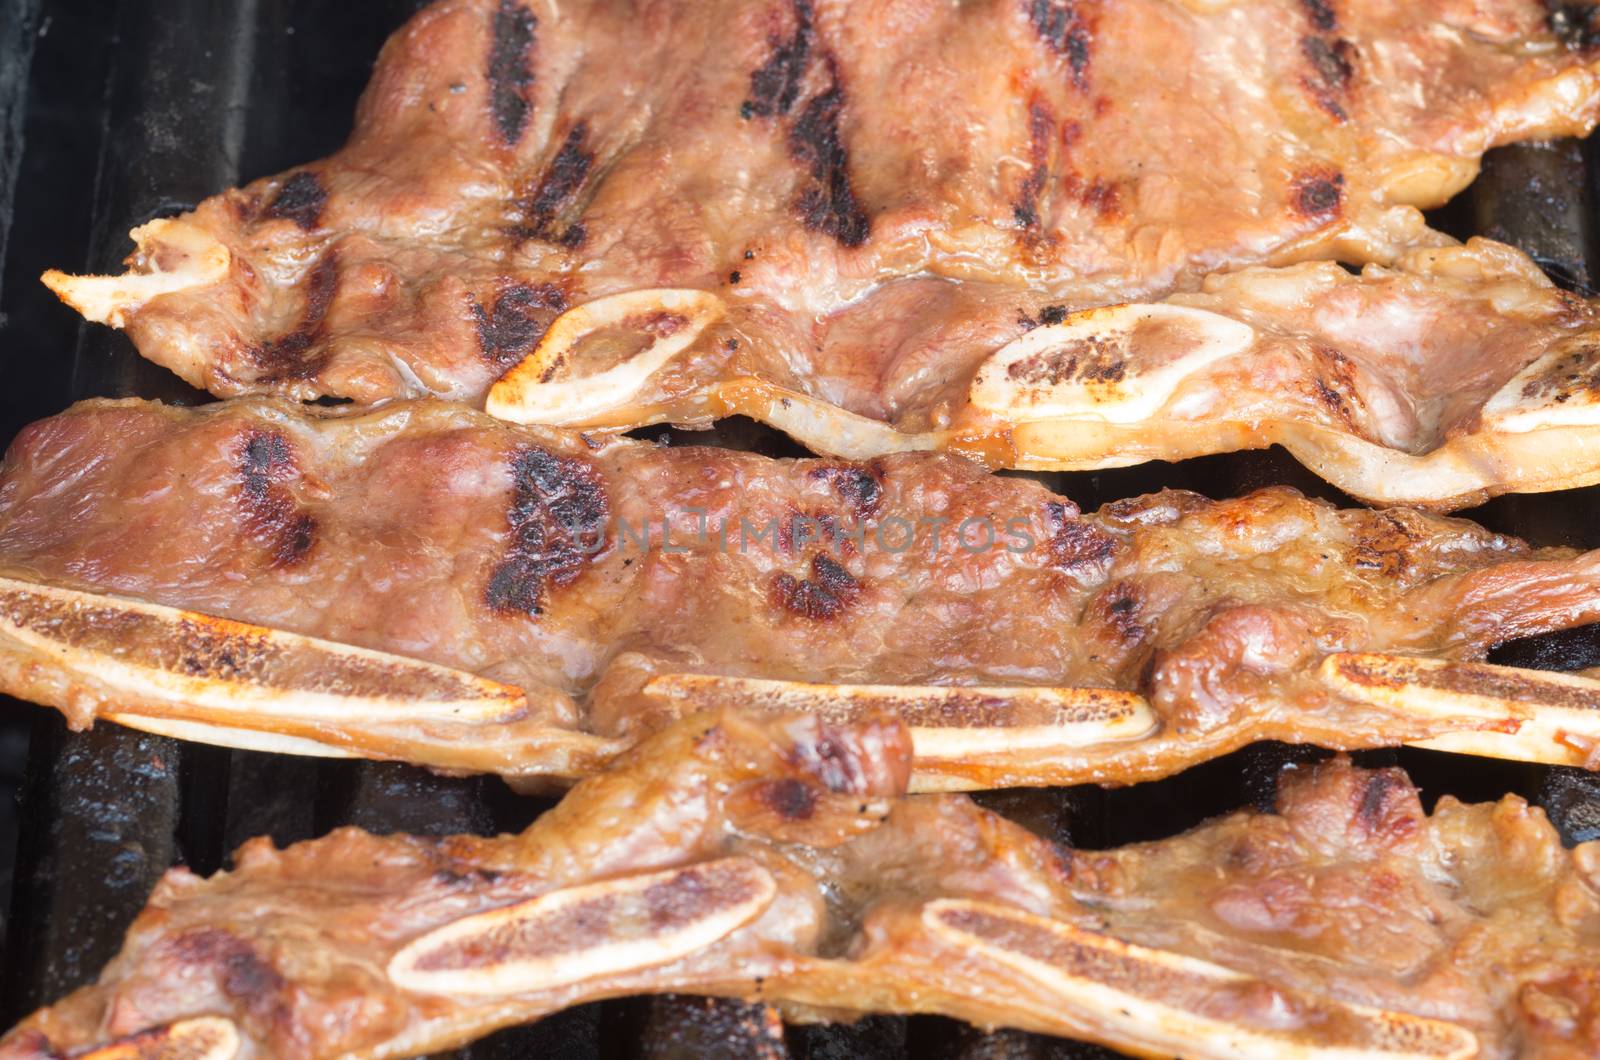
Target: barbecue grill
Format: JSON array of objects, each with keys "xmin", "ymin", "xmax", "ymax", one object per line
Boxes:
[{"xmin": 1, "ymin": 2, "xmax": 1599, "ymax": 1057}]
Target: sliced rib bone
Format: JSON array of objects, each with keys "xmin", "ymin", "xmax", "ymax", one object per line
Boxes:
[
  {"xmin": 923, "ymin": 899, "xmax": 1478, "ymax": 1060},
  {"xmin": 0, "ymin": 575, "xmax": 526, "ymax": 725},
  {"xmin": 486, "ymin": 289, "xmax": 724, "ymax": 426},
  {"xmin": 638, "ymin": 673, "xmax": 1158, "ymax": 761},
  {"xmin": 969, "ymin": 304, "xmax": 1257, "ymax": 425},
  {"xmin": 1323, "ymin": 652, "xmax": 1600, "ymax": 766},
  {"xmin": 389, "ymin": 858, "xmax": 776, "ymax": 997}
]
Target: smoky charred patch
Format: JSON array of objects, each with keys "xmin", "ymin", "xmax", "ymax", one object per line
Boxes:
[
  {"xmin": 248, "ymin": 252, "xmax": 340, "ymax": 382},
  {"xmin": 1291, "ymin": 170, "xmax": 1344, "ymax": 220},
  {"xmin": 789, "ymin": 81, "xmax": 871, "ymax": 247},
  {"xmin": 1007, "ymin": 334, "xmax": 1126, "ymax": 387},
  {"xmin": 1046, "ymin": 501, "xmax": 1117, "ymax": 572},
  {"xmin": 1300, "ymin": 36, "xmax": 1356, "ymax": 121},
  {"xmin": 473, "ymin": 282, "xmax": 567, "ymax": 372},
  {"xmin": 1080, "ymin": 177, "xmax": 1121, "ymax": 220},
  {"xmin": 808, "ymin": 463, "xmax": 884, "ymax": 521},
  {"xmin": 1349, "ymin": 512, "xmax": 1417, "ymax": 579},
  {"xmin": 486, "ymin": 445, "xmax": 607, "ymax": 617},
  {"xmin": 488, "ymin": 0, "xmax": 538, "ymax": 144},
  {"xmin": 1300, "ymin": 0, "xmax": 1337, "ymax": 31},
  {"xmin": 1548, "ymin": 2, "xmax": 1600, "ymax": 49},
  {"xmin": 1310, "ymin": 345, "xmax": 1361, "ymax": 427},
  {"xmin": 761, "ymin": 777, "xmax": 819, "ymax": 820},
  {"xmin": 1025, "ymin": 0, "xmax": 1094, "ymax": 89},
  {"xmin": 1093, "ymin": 581, "xmax": 1146, "ymax": 645},
  {"xmin": 1022, "ymin": 304, "xmax": 1070, "ymax": 330},
  {"xmin": 771, "ymin": 554, "xmax": 861, "ymax": 620},
  {"xmin": 1013, "ymin": 102, "xmax": 1055, "ymax": 231},
  {"xmin": 743, "ymin": 0, "xmax": 815, "ymax": 118},
  {"xmin": 262, "ymin": 171, "xmax": 327, "ymax": 230},
  {"xmin": 237, "ymin": 430, "xmax": 317, "ymax": 568},
  {"xmin": 513, "ymin": 124, "xmax": 594, "ymax": 247},
  {"xmin": 1355, "ymin": 769, "xmax": 1410, "ymax": 832}
]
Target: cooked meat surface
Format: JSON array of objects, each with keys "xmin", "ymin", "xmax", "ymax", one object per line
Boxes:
[
  {"xmin": 2, "ymin": 712, "xmax": 1595, "ymax": 1059},
  {"xmin": 1, "ymin": 397, "xmax": 1597, "ymax": 788},
  {"xmin": 39, "ymin": 1, "xmax": 1600, "ymax": 504}
]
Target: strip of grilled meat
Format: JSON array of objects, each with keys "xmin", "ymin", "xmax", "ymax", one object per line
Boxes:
[
  {"xmin": 2, "ymin": 712, "xmax": 1595, "ymax": 1058},
  {"xmin": 38, "ymin": 1, "xmax": 1600, "ymax": 506},
  {"xmin": 0, "ymin": 397, "xmax": 1597, "ymax": 788}
]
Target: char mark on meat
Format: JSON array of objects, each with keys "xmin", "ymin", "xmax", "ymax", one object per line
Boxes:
[
  {"xmin": 1311, "ymin": 345, "xmax": 1360, "ymax": 427},
  {"xmin": 771, "ymin": 553, "xmax": 861, "ymax": 620},
  {"xmin": 1013, "ymin": 102, "xmax": 1055, "ymax": 232},
  {"xmin": 1301, "ymin": 36, "xmax": 1356, "ymax": 121},
  {"xmin": 486, "ymin": 445, "xmax": 607, "ymax": 616},
  {"xmin": 1096, "ymin": 581, "xmax": 1146, "ymax": 645},
  {"xmin": 1025, "ymin": 0, "xmax": 1093, "ymax": 89},
  {"xmin": 1046, "ymin": 500, "xmax": 1117, "ymax": 573},
  {"xmin": 1354, "ymin": 768, "xmax": 1414, "ymax": 836},
  {"xmin": 761, "ymin": 777, "xmax": 819, "ymax": 820},
  {"xmin": 262, "ymin": 172, "xmax": 327, "ymax": 230},
  {"xmin": 808, "ymin": 464, "xmax": 884, "ymax": 521},
  {"xmin": 1291, "ymin": 170, "xmax": 1344, "ymax": 219},
  {"xmin": 247, "ymin": 252, "xmax": 339, "ymax": 382},
  {"xmin": 488, "ymin": 0, "xmax": 538, "ymax": 144},
  {"xmin": 473, "ymin": 282, "xmax": 567, "ymax": 372},
  {"xmin": 237, "ymin": 431, "xmax": 316, "ymax": 568},
  {"xmin": 514, "ymin": 124, "xmax": 594, "ymax": 247},
  {"xmin": 789, "ymin": 81, "xmax": 870, "ymax": 247},
  {"xmin": 1350, "ymin": 512, "xmax": 1417, "ymax": 578},
  {"xmin": 1300, "ymin": 0, "xmax": 1338, "ymax": 31},
  {"xmin": 743, "ymin": 0, "xmax": 816, "ymax": 119}
]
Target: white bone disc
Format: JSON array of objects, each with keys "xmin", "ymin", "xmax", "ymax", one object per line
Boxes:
[{"xmin": 970, "ymin": 303, "xmax": 1255, "ymax": 424}]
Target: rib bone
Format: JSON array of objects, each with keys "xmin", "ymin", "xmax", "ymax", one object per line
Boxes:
[
  {"xmin": 486, "ymin": 289, "xmax": 724, "ymax": 426},
  {"xmin": 969, "ymin": 304, "xmax": 1257, "ymax": 425},
  {"xmin": 1324, "ymin": 652, "xmax": 1600, "ymax": 766},
  {"xmin": 41, "ymin": 219, "xmax": 229, "ymax": 328},
  {"xmin": 389, "ymin": 857, "xmax": 776, "ymax": 997},
  {"xmin": 640, "ymin": 674, "xmax": 1157, "ymax": 760},
  {"xmin": 0, "ymin": 575, "xmax": 527, "ymax": 726},
  {"xmin": 75, "ymin": 1018, "xmax": 238, "ymax": 1060},
  {"xmin": 924, "ymin": 899, "xmax": 1477, "ymax": 1060}
]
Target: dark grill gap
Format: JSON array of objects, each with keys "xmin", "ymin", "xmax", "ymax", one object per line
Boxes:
[{"xmin": 0, "ymin": 3, "xmax": 1598, "ymax": 1056}]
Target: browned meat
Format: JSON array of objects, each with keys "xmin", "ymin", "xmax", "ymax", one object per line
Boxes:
[
  {"xmin": 1, "ymin": 397, "xmax": 1597, "ymax": 789},
  {"xmin": 39, "ymin": 2, "xmax": 1600, "ymax": 506},
  {"xmin": 2, "ymin": 712, "xmax": 1595, "ymax": 1059}
]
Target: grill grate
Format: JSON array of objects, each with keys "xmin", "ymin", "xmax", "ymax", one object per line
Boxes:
[{"xmin": 1, "ymin": 2, "xmax": 1600, "ymax": 1056}]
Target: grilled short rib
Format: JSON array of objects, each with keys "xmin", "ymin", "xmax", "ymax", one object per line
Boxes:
[
  {"xmin": 39, "ymin": 2, "xmax": 1600, "ymax": 505},
  {"xmin": 0, "ymin": 398, "xmax": 1597, "ymax": 788},
  {"xmin": 1, "ymin": 712, "xmax": 1595, "ymax": 1058}
]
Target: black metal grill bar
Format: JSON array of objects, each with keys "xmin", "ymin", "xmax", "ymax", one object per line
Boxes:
[{"xmin": 1, "ymin": 3, "xmax": 1599, "ymax": 1057}]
